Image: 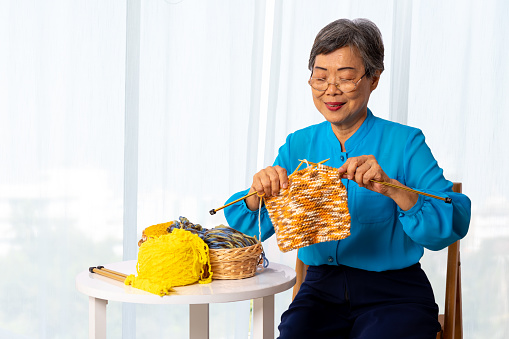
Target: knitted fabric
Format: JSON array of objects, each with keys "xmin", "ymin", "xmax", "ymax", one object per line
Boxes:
[{"xmin": 264, "ymin": 163, "xmax": 351, "ymax": 252}]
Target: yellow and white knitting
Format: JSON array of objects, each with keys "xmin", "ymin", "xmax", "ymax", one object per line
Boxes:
[
  {"xmin": 264, "ymin": 161, "xmax": 351, "ymax": 253},
  {"xmin": 125, "ymin": 228, "xmax": 212, "ymax": 296}
]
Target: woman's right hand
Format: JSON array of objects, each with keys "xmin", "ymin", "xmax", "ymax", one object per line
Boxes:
[{"xmin": 245, "ymin": 166, "xmax": 289, "ymax": 211}]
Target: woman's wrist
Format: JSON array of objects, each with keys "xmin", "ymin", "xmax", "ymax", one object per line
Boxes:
[
  {"xmin": 387, "ymin": 179, "xmax": 418, "ymax": 211},
  {"xmin": 245, "ymin": 189, "xmax": 261, "ymax": 211}
]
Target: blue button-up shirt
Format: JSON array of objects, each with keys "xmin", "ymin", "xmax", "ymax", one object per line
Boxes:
[{"xmin": 224, "ymin": 109, "xmax": 471, "ymax": 272}]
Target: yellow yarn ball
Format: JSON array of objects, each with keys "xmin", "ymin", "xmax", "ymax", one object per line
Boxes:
[
  {"xmin": 144, "ymin": 221, "xmax": 173, "ymax": 237},
  {"xmin": 125, "ymin": 228, "xmax": 212, "ymax": 296}
]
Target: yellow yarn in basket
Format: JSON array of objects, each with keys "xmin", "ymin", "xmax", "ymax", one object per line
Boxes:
[
  {"xmin": 125, "ymin": 228, "xmax": 213, "ymax": 296},
  {"xmin": 143, "ymin": 221, "xmax": 172, "ymax": 237}
]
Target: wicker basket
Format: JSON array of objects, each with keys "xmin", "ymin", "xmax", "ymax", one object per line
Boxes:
[{"xmin": 209, "ymin": 241, "xmax": 263, "ymax": 280}]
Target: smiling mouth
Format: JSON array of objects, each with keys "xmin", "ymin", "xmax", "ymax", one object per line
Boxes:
[{"xmin": 324, "ymin": 102, "xmax": 345, "ymax": 111}]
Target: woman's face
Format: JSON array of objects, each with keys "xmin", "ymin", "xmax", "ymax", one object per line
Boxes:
[{"xmin": 311, "ymin": 46, "xmax": 380, "ymax": 133}]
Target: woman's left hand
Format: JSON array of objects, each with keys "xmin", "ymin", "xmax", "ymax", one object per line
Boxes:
[
  {"xmin": 337, "ymin": 155, "xmax": 392, "ymax": 195},
  {"xmin": 338, "ymin": 155, "xmax": 418, "ymax": 210}
]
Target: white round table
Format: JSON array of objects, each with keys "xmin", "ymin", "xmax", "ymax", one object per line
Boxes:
[{"xmin": 76, "ymin": 260, "xmax": 296, "ymax": 339}]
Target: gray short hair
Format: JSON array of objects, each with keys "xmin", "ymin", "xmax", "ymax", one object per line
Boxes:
[{"xmin": 308, "ymin": 18, "xmax": 384, "ymax": 78}]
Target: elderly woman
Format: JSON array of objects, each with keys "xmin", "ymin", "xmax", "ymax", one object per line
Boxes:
[{"xmin": 224, "ymin": 18, "xmax": 471, "ymax": 338}]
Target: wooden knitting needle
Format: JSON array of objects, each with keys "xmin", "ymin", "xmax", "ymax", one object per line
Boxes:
[
  {"xmin": 89, "ymin": 266, "xmax": 126, "ymax": 282},
  {"xmin": 291, "ymin": 159, "xmax": 451, "ymax": 203},
  {"xmin": 96, "ymin": 266, "xmax": 128, "ymax": 279},
  {"xmin": 368, "ymin": 179, "xmax": 452, "ymax": 203},
  {"xmin": 209, "ymin": 159, "xmax": 330, "ymax": 215},
  {"xmin": 209, "ymin": 191, "xmax": 258, "ymax": 215}
]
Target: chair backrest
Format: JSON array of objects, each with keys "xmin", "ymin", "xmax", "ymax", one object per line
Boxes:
[
  {"xmin": 438, "ymin": 182, "xmax": 462, "ymax": 339},
  {"xmin": 292, "ymin": 183, "xmax": 463, "ymax": 339}
]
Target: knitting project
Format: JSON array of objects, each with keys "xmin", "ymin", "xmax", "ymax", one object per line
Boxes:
[{"xmin": 264, "ymin": 162, "xmax": 351, "ymax": 252}]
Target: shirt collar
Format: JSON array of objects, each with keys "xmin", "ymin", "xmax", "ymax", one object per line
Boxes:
[{"xmin": 327, "ymin": 108, "xmax": 375, "ymax": 153}]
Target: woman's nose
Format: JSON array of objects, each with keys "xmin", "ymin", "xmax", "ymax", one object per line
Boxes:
[{"xmin": 325, "ymin": 81, "xmax": 342, "ymax": 94}]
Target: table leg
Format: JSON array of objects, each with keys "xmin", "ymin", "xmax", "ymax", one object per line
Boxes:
[
  {"xmin": 189, "ymin": 304, "xmax": 209, "ymax": 339},
  {"xmin": 89, "ymin": 297, "xmax": 108, "ymax": 339},
  {"xmin": 253, "ymin": 295, "xmax": 275, "ymax": 339}
]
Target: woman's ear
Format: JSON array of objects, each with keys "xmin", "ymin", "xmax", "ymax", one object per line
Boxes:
[{"xmin": 370, "ymin": 70, "xmax": 382, "ymax": 92}]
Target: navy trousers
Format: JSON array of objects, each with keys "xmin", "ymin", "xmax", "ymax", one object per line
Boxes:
[{"xmin": 278, "ymin": 263, "xmax": 441, "ymax": 339}]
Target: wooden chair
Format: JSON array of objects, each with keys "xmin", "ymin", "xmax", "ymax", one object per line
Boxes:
[{"xmin": 292, "ymin": 182, "xmax": 463, "ymax": 339}]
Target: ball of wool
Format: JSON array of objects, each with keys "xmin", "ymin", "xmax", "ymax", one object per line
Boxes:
[{"xmin": 125, "ymin": 228, "xmax": 212, "ymax": 296}]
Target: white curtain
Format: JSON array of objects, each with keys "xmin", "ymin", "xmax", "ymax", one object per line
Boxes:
[
  {"xmin": 0, "ymin": 0, "xmax": 127, "ymax": 337},
  {"xmin": 1, "ymin": 0, "xmax": 507, "ymax": 338},
  {"xmin": 408, "ymin": 1, "xmax": 509, "ymax": 337},
  {"xmin": 134, "ymin": 0, "xmax": 266, "ymax": 338}
]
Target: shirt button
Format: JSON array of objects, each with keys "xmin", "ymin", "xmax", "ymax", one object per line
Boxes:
[
  {"xmin": 328, "ymin": 256, "xmax": 334, "ymax": 263},
  {"xmin": 399, "ymin": 212, "xmax": 404, "ymax": 217},
  {"xmin": 340, "ymin": 156, "xmax": 345, "ymax": 161}
]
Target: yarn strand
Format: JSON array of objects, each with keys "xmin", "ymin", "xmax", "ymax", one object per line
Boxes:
[{"xmin": 257, "ymin": 193, "xmax": 269, "ymax": 268}]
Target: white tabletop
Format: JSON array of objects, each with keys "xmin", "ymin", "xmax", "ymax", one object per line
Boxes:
[{"xmin": 76, "ymin": 260, "xmax": 296, "ymax": 304}]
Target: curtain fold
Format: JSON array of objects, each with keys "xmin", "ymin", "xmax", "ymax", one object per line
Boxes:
[
  {"xmin": 389, "ymin": 0, "xmax": 412, "ymax": 125},
  {"xmin": 123, "ymin": 1, "xmax": 141, "ymax": 337}
]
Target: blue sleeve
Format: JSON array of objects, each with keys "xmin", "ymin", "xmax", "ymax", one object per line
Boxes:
[
  {"xmin": 223, "ymin": 134, "xmax": 294, "ymax": 241},
  {"xmin": 398, "ymin": 129, "xmax": 471, "ymax": 251}
]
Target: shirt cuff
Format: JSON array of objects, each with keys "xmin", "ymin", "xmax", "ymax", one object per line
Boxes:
[
  {"xmin": 239, "ymin": 197, "xmax": 268, "ymax": 215},
  {"xmin": 397, "ymin": 194, "xmax": 425, "ymax": 217}
]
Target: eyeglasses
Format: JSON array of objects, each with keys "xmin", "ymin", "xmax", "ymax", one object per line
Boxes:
[{"xmin": 308, "ymin": 72, "xmax": 367, "ymax": 93}]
